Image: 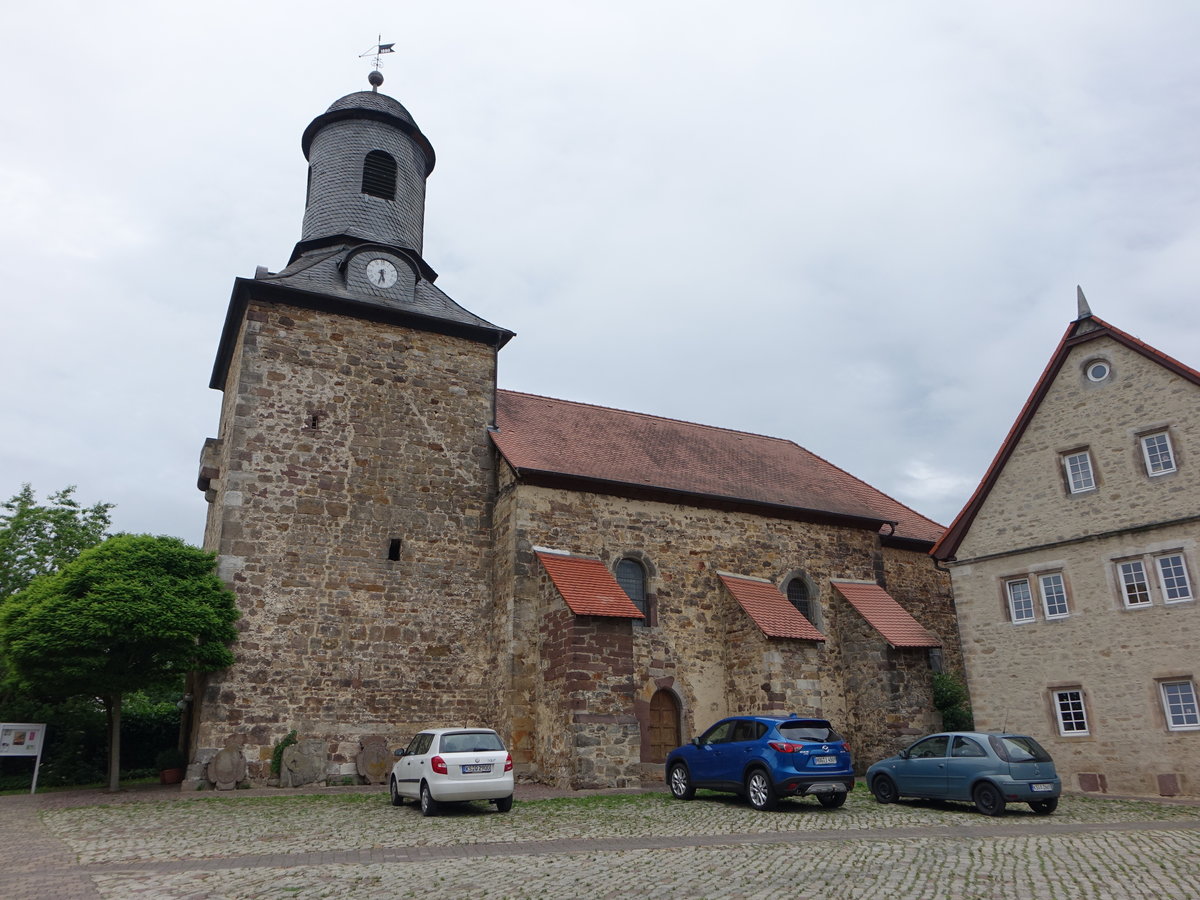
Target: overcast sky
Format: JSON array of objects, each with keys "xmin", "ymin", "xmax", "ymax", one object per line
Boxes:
[{"xmin": 3, "ymin": 2, "xmax": 1199, "ymax": 546}]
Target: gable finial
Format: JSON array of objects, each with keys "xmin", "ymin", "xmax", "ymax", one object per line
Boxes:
[{"xmin": 1076, "ymin": 285, "xmax": 1093, "ymax": 320}]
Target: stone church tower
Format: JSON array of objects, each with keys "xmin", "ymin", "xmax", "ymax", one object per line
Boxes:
[{"xmin": 192, "ymin": 73, "xmax": 514, "ymax": 779}]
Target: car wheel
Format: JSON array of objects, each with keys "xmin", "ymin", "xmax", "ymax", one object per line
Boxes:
[
  {"xmin": 972, "ymin": 782, "xmax": 1006, "ymax": 817},
  {"xmin": 494, "ymin": 795, "xmax": 514, "ymax": 813},
  {"xmin": 389, "ymin": 776, "xmax": 405, "ymax": 807},
  {"xmin": 419, "ymin": 782, "xmax": 439, "ymax": 817},
  {"xmin": 817, "ymin": 791, "xmax": 846, "ymax": 809},
  {"xmin": 871, "ymin": 774, "xmax": 898, "ymax": 804},
  {"xmin": 745, "ymin": 769, "xmax": 777, "ymax": 811},
  {"xmin": 1029, "ymin": 798, "xmax": 1058, "ymax": 815},
  {"xmin": 668, "ymin": 763, "xmax": 696, "ymax": 800}
]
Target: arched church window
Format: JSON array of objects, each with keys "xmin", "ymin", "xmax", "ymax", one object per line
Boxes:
[
  {"xmin": 616, "ymin": 557, "xmax": 648, "ymax": 626},
  {"xmin": 361, "ymin": 150, "xmax": 397, "ymax": 199},
  {"xmin": 786, "ymin": 576, "xmax": 817, "ymax": 624}
]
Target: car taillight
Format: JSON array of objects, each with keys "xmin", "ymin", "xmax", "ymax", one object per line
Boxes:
[
  {"xmin": 504, "ymin": 752, "xmax": 513, "ymax": 772},
  {"xmin": 768, "ymin": 741, "xmax": 800, "ymax": 753},
  {"xmin": 841, "ymin": 742, "xmax": 851, "ymax": 754},
  {"xmin": 431, "ymin": 755, "xmax": 448, "ymax": 774}
]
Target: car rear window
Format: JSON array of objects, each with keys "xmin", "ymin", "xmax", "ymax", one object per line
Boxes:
[
  {"xmin": 439, "ymin": 731, "xmax": 505, "ymax": 753},
  {"xmin": 989, "ymin": 734, "xmax": 1053, "ymax": 763},
  {"xmin": 779, "ymin": 721, "xmax": 842, "ymax": 742}
]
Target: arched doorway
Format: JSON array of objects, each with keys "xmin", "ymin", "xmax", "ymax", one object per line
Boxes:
[{"xmin": 647, "ymin": 689, "xmax": 681, "ymax": 762}]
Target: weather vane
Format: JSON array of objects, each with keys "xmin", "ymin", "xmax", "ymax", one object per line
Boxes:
[{"xmin": 360, "ymin": 36, "xmax": 395, "ymax": 71}]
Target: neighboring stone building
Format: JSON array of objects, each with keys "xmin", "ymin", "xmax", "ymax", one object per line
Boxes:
[
  {"xmin": 932, "ymin": 292, "xmax": 1199, "ymax": 798},
  {"xmin": 188, "ymin": 75, "xmax": 958, "ymax": 788}
]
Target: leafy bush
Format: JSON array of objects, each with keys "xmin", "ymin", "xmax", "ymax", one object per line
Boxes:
[
  {"xmin": 932, "ymin": 672, "xmax": 974, "ymax": 731},
  {"xmin": 0, "ymin": 687, "xmax": 181, "ymax": 788}
]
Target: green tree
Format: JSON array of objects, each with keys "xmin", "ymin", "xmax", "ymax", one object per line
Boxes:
[
  {"xmin": 0, "ymin": 534, "xmax": 238, "ymax": 791},
  {"xmin": 0, "ymin": 485, "xmax": 113, "ymax": 598}
]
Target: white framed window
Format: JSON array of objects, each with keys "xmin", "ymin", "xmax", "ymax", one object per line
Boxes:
[
  {"xmin": 1140, "ymin": 432, "xmax": 1177, "ymax": 476},
  {"xmin": 1160, "ymin": 681, "xmax": 1200, "ymax": 731},
  {"xmin": 1156, "ymin": 554, "xmax": 1193, "ymax": 603},
  {"xmin": 1039, "ymin": 573, "xmax": 1069, "ymax": 619},
  {"xmin": 1006, "ymin": 579, "xmax": 1035, "ymax": 623},
  {"xmin": 1063, "ymin": 450, "xmax": 1096, "ymax": 494},
  {"xmin": 1117, "ymin": 560, "xmax": 1152, "ymax": 608},
  {"xmin": 1054, "ymin": 689, "xmax": 1089, "ymax": 735}
]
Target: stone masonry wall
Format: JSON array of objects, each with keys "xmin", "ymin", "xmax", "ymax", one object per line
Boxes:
[
  {"xmin": 838, "ymin": 596, "xmax": 938, "ymax": 769},
  {"xmin": 951, "ymin": 523, "xmax": 1199, "ymax": 796},
  {"xmin": 507, "ymin": 483, "xmax": 954, "ymax": 782},
  {"xmin": 194, "ymin": 300, "xmax": 500, "ymax": 780},
  {"xmin": 958, "ymin": 336, "xmax": 1200, "ymax": 560},
  {"xmin": 949, "ymin": 334, "xmax": 1200, "ymax": 796}
]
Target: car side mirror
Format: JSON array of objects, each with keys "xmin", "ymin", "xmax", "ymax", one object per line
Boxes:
[
  {"xmin": 691, "ymin": 737, "xmax": 703, "ymax": 747},
  {"xmin": 394, "ymin": 748, "xmax": 406, "ymax": 758},
  {"xmin": 898, "ymin": 749, "xmax": 909, "ymax": 760}
]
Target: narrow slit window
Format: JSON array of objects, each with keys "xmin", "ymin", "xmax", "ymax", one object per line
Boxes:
[
  {"xmin": 362, "ymin": 150, "xmax": 397, "ymax": 199},
  {"xmin": 387, "ymin": 539, "xmax": 402, "ymax": 561}
]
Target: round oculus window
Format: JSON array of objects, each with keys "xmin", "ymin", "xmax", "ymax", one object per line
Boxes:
[{"xmin": 1085, "ymin": 360, "xmax": 1111, "ymax": 383}]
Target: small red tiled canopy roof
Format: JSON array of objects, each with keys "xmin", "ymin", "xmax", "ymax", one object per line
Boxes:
[
  {"xmin": 493, "ymin": 391, "xmax": 943, "ymax": 545},
  {"xmin": 718, "ymin": 573, "xmax": 825, "ymax": 641},
  {"xmin": 535, "ymin": 551, "xmax": 644, "ymax": 619},
  {"xmin": 831, "ymin": 581, "xmax": 940, "ymax": 648}
]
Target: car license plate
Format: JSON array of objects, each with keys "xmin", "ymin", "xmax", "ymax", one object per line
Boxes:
[
  {"xmin": 814, "ymin": 755, "xmax": 837, "ymax": 766},
  {"xmin": 1031, "ymin": 783, "xmax": 1053, "ymax": 792},
  {"xmin": 461, "ymin": 764, "xmax": 492, "ymax": 774}
]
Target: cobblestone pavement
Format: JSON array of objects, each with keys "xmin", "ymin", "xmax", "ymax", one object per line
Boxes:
[{"xmin": 1, "ymin": 783, "xmax": 1198, "ymax": 899}]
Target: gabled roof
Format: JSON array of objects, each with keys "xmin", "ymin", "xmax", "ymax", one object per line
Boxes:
[
  {"xmin": 718, "ymin": 573, "xmax": 825, "ymax": 640},
  {"xmin": 931, "ymin": 312, "xmax": 1200, "ymax": 561},
  {"xmin": 492, "ymin": 391, "xmax": 944, "ymax": 545},
  {"xmin": 831, "ymin": 581, "xmax": 940, "ymax": 648},
  {"xmin": 534, "ymin": 551, "xmax": 644, "ymax": 619}
]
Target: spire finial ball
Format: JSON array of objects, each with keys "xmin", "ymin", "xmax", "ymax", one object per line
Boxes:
[{"xmin": 368, "ymin": 70, "xmax": 384, "ymax": 90}]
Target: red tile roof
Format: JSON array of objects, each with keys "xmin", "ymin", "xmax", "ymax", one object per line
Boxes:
[
  {"xmin": 493, "ymin": 390, "xmax": 943, "ymax": 545},
  {"xmin": 535, "ymin": 551, "xmax": 645, "ymax": 619},
  {"xmin": 831, "ymin": 581, "xmax": 940, "ymax": 648},
  {"xmin": 932, "ymin": 314, "xmax": 1200, "ymax": 561},
  {"xmin": 718, "ymin": 573, "xmax": 825, "ymax": 640}
]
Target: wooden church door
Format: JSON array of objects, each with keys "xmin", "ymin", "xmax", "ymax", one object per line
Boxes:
[{"xmin": 648, "ymin": 689, "xmax": 681, "ymax": 762}]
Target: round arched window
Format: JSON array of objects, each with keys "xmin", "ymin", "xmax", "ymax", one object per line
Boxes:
[
  {"xmin": 786, "ymin": 577, "xmax": 815, "ymax": 622},
  {"xmin": 616, "ymin": 558, "xmax": 648, "ymax": 626}
]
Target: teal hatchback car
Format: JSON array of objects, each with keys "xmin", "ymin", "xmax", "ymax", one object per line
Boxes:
[{"xmin": 866, "ymin": 732, "xmax": 1061, "ymax": 816}]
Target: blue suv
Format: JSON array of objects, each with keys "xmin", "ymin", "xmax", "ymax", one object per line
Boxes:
[{"xmin": 665, "ymin": 715, "xmax": 855, "ymax": 810}]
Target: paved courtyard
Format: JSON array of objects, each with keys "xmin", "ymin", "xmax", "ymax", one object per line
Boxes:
[{"xmin": 1, "ymin": 783, "xmax": 1198, "ymax": 899}]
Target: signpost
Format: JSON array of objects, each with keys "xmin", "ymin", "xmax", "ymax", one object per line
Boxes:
[{"xmin": 1, "ymin": 723, "xmax": 47, "ymax": 794}]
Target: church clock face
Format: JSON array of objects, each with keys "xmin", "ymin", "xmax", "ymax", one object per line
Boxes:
[{"xmin": 365, "ymin": 258, "xmax": 398, "ymax": 288}]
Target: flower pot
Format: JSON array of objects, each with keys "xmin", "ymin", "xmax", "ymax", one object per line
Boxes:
[{"xmin": 159, "ymin": 768, "xmax": 185, "ymax": 785}]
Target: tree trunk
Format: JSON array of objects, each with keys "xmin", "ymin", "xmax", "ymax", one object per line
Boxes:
[{"xmin": 105, "ymin": 693, "xmax": 123, "ymax": 793}]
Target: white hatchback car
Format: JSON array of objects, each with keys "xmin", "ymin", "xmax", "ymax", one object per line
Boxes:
[{"xmin": 390, "ymin": 727, "xmax": 515, "ymax": 816}]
